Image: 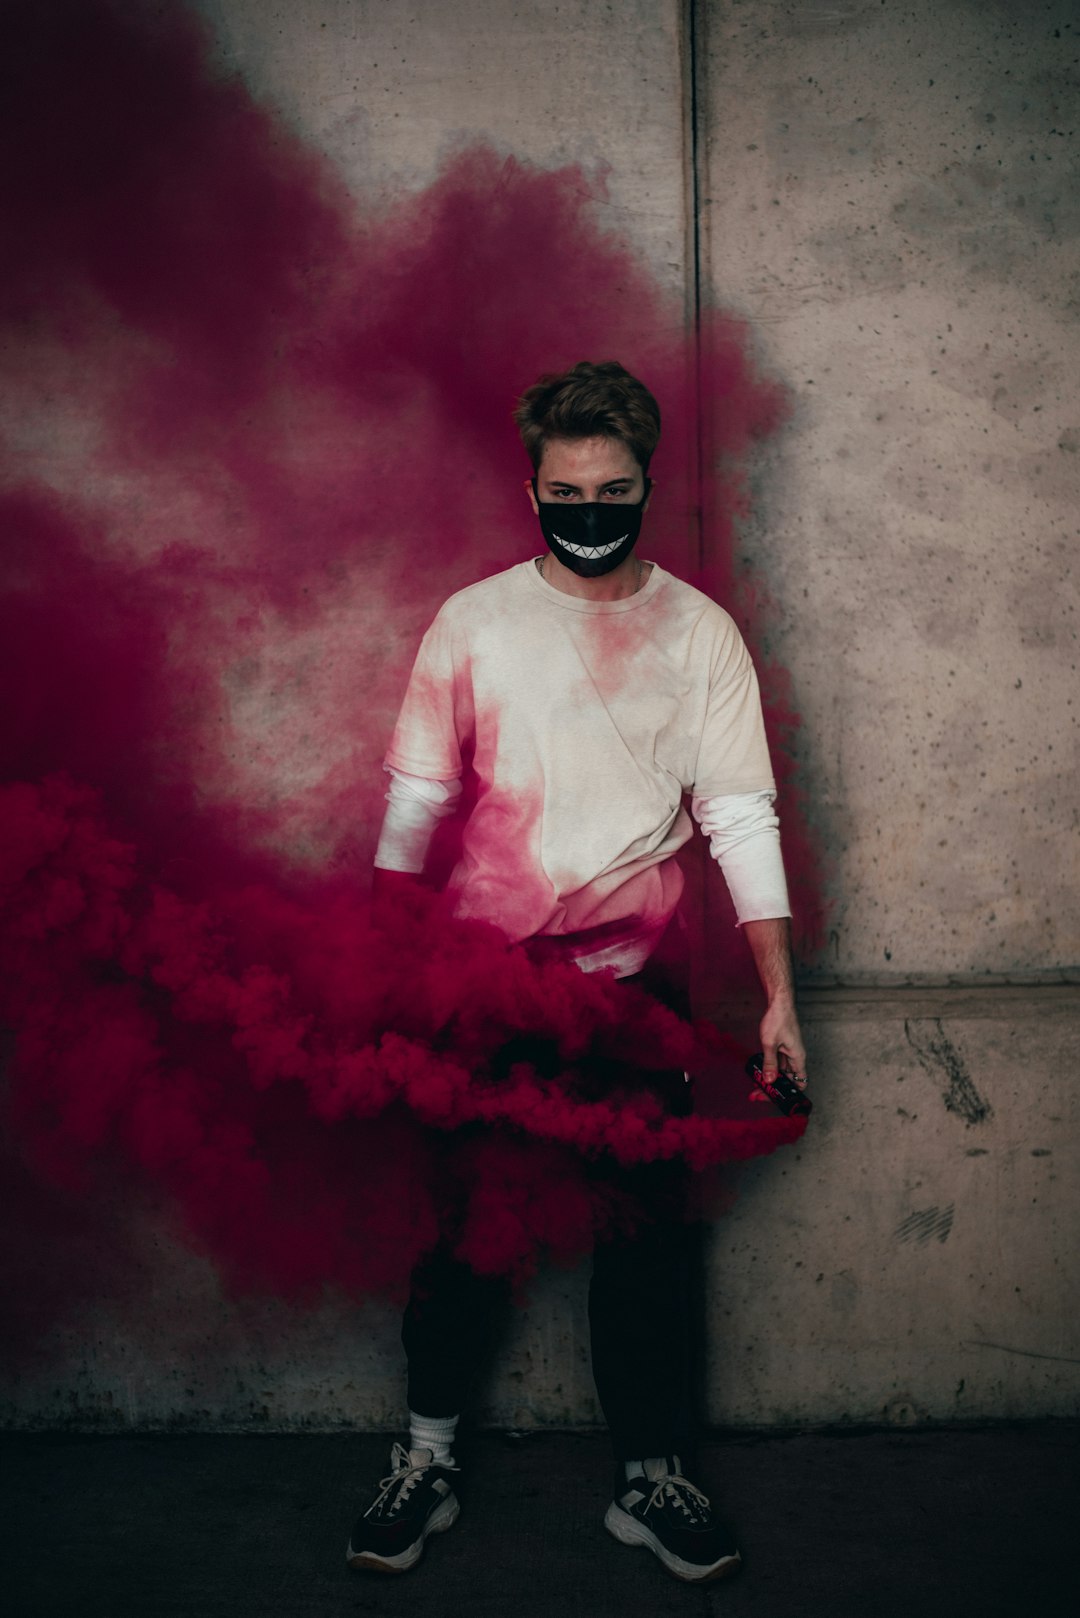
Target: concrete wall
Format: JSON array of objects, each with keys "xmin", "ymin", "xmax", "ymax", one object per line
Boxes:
[
  {"xmin": 198, "ymin": 0, "xmax": 692, "ymax": 295},
  {"xmin": 698, "ymin": 0, "xmax": 1079, "ymax": 984},
  {"xmin": 4, "ymin": 0, "xmax": 1078, "ymax": 1430}
]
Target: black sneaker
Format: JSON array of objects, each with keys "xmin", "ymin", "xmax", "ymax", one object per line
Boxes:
[
  {"xmin": 346, "ymin": 1443, "xmax": 460, "ymax": 1573},
  {"xmin": 604, "ymin": 1456, "xmax": 742, "ymax": 1582}
]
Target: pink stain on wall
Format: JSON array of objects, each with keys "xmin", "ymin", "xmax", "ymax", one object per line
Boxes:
[{"xmin": 0, "ymin": 1, "xmax": 822, "ymax": 1338}]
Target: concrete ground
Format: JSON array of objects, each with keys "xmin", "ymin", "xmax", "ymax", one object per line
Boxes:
[{"xmin": 3, "ymin": 1423, "xmax": 1075, "ymax": 1617}]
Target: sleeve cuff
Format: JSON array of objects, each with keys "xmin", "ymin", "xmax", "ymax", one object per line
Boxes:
[
  {"xmin": 692, "ymin": 790, "xmax": 792, "ymax": 926},
  {"xmin": 374, "ymin": 768, "xmax": 462, "ymax": 873}
]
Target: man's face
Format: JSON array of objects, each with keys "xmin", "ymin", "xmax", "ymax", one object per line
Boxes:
[{"xmin": 525, "ymin": 435, "xmax": 650, "ymax": 514}]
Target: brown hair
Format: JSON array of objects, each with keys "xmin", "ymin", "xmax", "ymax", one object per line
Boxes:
[{"xmin": 512, "ymin": 360, "xmax": 661, "ymax": 473}]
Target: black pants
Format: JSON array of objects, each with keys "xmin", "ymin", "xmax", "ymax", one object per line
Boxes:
[{"xmin": 402, "ymin": 935, "xmax": 700, "ymax": 1463}]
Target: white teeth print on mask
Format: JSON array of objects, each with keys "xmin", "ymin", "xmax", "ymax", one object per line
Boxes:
[{"xmin": 554, "ymin": 536, "xmax": 628, "ymax": 558}]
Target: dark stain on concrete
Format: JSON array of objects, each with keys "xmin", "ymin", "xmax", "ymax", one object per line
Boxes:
[
  {"xmin": 904, "ymin": 1018, "xmax": 994, "ymax": 1125},
  {"xmin": 963, "ymin": 1339, "xmax": 1080, "ymax": 1367},
  {"xmin": 894, "ymin": 1204, "xmax": 955, "ymax": 1246}
]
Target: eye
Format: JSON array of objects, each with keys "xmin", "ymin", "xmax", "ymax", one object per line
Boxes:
[{"xmin": 603, "ymin": 486, "xmax": 631, "ymax": 499}]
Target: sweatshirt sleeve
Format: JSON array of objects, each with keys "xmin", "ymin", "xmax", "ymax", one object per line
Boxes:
[
  {"xmin": 384, "ymin": 604, "xmax": 474, "ymax": 780},
  {"xmin": 692, "ymin": 789, "xmax": 792, "ymax": 925},
  {"xmin": 374, "ymin": 767, "xmax": 463, "ymax": 873},
  {"xmin": 690, "ymin": 614, "xmax": 776, "ymax": 798}
]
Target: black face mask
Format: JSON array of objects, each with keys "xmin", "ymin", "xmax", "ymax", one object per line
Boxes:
[{"xmin": 532, "ymin": 479, "xmax": 651, "ymax": 578}]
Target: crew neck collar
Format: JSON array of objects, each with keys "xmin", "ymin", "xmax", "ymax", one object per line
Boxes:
[{"xmin": 522, "ymin": 556, "xmax": 665, "ymax": 613}]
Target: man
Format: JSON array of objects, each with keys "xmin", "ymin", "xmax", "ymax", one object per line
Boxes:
[{"xmin": 347, "ymin": 360, "xmax": 806, "ymax": 1583}]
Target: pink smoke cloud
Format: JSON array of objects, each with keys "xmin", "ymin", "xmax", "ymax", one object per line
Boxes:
[{"xmin": 0, "ymin": 1, "xmax": 820, "ymax": 1338}]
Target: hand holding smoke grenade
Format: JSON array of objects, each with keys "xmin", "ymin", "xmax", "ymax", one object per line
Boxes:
[{"xmin": 746, "ymin": 1053, "xmax": 813, "ymax": 1117}]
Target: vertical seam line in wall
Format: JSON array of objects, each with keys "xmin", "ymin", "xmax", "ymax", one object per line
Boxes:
[{"xmin": 681, "ymin": 0, "xmax": 705, "ymax": 571}]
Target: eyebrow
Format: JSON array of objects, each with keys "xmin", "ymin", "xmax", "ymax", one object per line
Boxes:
[{"xmin": 544, "ymin": 477, "xmax": 633, "ymax": 491}]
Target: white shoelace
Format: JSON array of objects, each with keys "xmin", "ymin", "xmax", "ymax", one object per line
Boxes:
[
  {"xmin": 365, "ymin": 1442, "xmax": 458, "ymax": 1519},
  {"xmin": 644, "ymin": 1470, "xmax": 711, "ymax": 1526}
]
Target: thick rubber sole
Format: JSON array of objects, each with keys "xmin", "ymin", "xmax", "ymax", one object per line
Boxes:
[
  {"xmin": 604, "ymin": 1500, "xmax": 742, "ymax": 1583},
  {"xmin": 347, "ymin": 1495, "xmax": 460, "ymax": 1573}
]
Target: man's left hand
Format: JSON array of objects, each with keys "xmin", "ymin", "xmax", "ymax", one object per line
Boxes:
[{"xmin": 759, "ymin": 997, "xmax": 808, "ymax": 1087}]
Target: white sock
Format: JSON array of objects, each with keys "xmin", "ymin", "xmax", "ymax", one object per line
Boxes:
[
  {"xmin": 624, "ymin": 1455, "xmax": 678, "ymax": 1484},
  {"xmin": 408, "ymin": 1409, "xmax": 459, "ymax": 1466}
]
